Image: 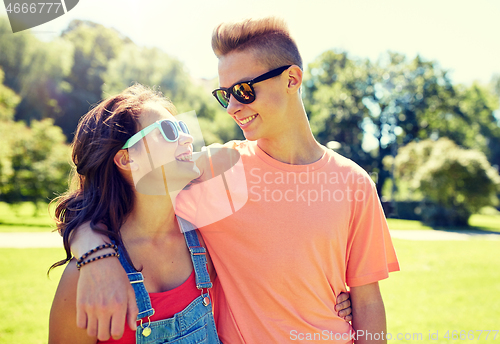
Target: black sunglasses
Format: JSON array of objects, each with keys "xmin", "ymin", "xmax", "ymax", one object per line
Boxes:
[{"xmin": 212, "ymin": 65, "xmax": 292, "ymax": 108}]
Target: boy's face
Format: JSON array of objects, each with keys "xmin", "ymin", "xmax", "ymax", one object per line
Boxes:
[{"xmin": 217, "ymin": 50, "xmax": 290, "ymax": 142}]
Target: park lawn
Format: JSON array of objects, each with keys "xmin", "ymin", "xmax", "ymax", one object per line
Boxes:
[
  {"xmin": 1, "ymin": 240, "xmax": 499, "ymax": 343},
  {"xmin": 468, "ymin": 214, "xmax": 500, "ymax": 232},
  {"xmin": 386, "ymin": 218, "xmax": 434, "ymax": 230},
  {"xmin": 387, "ymin": 214, "xmax": 500, "ymax": 233},
  {"xmin": 380, "ymin": 239, "xmax": 500, "ymax": 343},
  {"xmin": 0, "ymin": 248, "xmax": 64, "ymax": 344},
  {"xmin": 0, "ymin": 224, "xmax": 56, "ymax": 233},
  {"xmin": 2, "ymin": 201, "xmax": 500, "ymax": 233},
  {"xmin": 0, "ymin": 202, "xmax": 54, "ymax": 233}
]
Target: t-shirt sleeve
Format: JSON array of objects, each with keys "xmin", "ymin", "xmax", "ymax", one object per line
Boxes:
[{"xmin": 345, "ymin": 173, "xmax": 400, "ymax": 287}]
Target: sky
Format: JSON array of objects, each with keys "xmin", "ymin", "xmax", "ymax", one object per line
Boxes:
[{"xmin": 1, "ymin": 0, "xmax": 500, "ymax": 85}]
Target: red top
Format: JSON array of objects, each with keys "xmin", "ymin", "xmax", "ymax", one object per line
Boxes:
[{"xmin": 98, "ymin": 270, "xmax": 199, "ymax": 344}]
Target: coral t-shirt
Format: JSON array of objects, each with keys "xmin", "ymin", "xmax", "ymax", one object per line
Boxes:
[{"xmin": 177, "ymin": 140, "xmax": 399, "ymax": 344}]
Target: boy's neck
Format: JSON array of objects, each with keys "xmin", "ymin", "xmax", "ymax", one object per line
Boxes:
[
  {"xmin": 256, "ymin": 115, "xmax": 325, "ymax": 165},
  {"xmin": 257, "ymin": 135, "xmax": 324, "ymax": 165}
]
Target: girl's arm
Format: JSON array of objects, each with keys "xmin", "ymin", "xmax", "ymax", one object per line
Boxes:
[{"xmin": 49, "ymin": 259, "xmax": 98, "ymax": 344}]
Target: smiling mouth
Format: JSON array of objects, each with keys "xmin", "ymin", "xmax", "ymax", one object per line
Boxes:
[
  {"xmin": 175, "ymin": 153, "xmax": 193, "ymax": 162},
  {"xmin": 237, "ymin": 114, "xmax": 258, "ymax": 126}
]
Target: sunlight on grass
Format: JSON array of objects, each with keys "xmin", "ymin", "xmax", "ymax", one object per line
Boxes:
[
  {"xmin": 388, "ymin": 214, "xmax": 500, "ymax": 233},
  {"xmin": 0, "ymin": 225, "xmax": 55, "ymax": 233},
  {"xmin": 0, "ymin": 202, "xmax": 54, "ymax": 233},
  {"xmin": 1, "ymin": 239, "xmax": 499, "ymax": 343},
  {"xmin": 0, "ymin": 248, "xmax": 64, "ymax": 344},
  {"xmin": 469, "ymin": 214, "xmax": 500, "ymax": 232},
  {"xmin": 381, "ymin": 239, "xmax": 500, "ymax": 343},
  {"xmin": 2, "ymin": 201, "xmax": 499, "ymax": 234},
  {"xmin": 387, "ymin": 218, "xmax": 434, "ymax": 230}
]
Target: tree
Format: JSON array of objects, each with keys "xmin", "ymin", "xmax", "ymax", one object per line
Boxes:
[
  {"xmin": 455, "ymin": 83, "xmax": 500, "ymax": 170},
  {"xmin": 0, "ymin": 69, "xmax": 21, "ymax": 198},
  {"xmin": 102, "ymin": 44, "xmax": 241, "ymax": 144},
  {"xmin": 491, "ymin": 74, "xmax": 500, "ymax": 100},
  {"xmin": 304, "ymin": 50, "xmax": 500, "ymax": 199},
  {"xmin": 389, "ymin": 138, "xmax": 500, "ymax": 226},
  {"xmin": 0, "ymin": 118, "xmax": 71, "ymax": 208},
  {"xmin": 0, "ymin": 68, "xmax": 20, "ymax": 121},
  {"xmin": 102, "ymin": 44, "xmax": 217, "ymax": 119},
  {"xmin": 0, "ymin": 17, "xmax": 73, "ymax": 124},
  {"xmin": 0, "ymin": 72, "xmax": 70, "ymax": 208},
  {"xmin": 303, "ymin": 51, "xmax": 373, "ymax": 169},
  {"xmin": 55, "ymin": 20, "xmax": 128, "ymax": 138}
]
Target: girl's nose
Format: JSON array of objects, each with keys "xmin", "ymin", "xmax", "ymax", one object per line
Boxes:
[{"xmin": 178, "ymin": 131, "xmax": 194, "ymax": 146}]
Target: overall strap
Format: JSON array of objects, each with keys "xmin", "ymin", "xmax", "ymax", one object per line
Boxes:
[
  {"xmin": 113, "ymin": 241, "xmax": 155, "ymax": 320},
  {"xmin": 177, "ymin": 216, "xmax": 213, "ymax": 290}
]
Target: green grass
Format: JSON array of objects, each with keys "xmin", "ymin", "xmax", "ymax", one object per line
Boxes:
[
  {"xmin": 0, "ymin": 202, "xmax": 54, "ymax": 233},
  {"xmin": 0, "ymin": 248, "xmax": 65, "ymax": 344},
  {"xmin": 387, "ymin": 214, "xmax": 500, "ymax": 233},
  {"xmin": 1, "ymin": 239, "xmax": 499, "ymax": 343},
  {"xmin": 3, "ymin": 201, "xmax": 500, "ymax": 234},
  {"xmin": 387, "ymin": 218, "xmax": 434, "ymax": 230},
  {"xmin": 469, "ymin": 214, "xmax": 500, "ymax": 232},
  {"xmin": 380, "ymin": 239, "xmax": 500, "ymax": 343}
]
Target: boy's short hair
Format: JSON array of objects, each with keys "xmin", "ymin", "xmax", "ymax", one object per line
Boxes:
[{"xmin": 212, "ymin": 16, "xmax": 303, "ymax": 70}]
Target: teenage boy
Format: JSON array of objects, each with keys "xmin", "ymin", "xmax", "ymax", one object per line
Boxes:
[{"xmin": 70, "ymin": 17, "xmax": 398, "ymax": 343}]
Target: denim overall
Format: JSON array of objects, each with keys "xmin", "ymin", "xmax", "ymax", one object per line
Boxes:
[{"xmin": 115, "ymin": 216, "xmax": 221, "ymax": 344}]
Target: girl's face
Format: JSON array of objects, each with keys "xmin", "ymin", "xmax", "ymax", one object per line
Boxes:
[{"xmin": 128, "ymin": 102, "xmax": 200, "ymax": 195}]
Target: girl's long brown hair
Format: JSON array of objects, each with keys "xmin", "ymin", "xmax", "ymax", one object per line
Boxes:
[{"xmin": 49, "ymin": 84, "xmax": 176, "ymax": 271}]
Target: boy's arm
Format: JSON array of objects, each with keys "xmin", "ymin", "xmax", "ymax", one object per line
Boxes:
[
  {"xmin": 191, "ymin": 144, "xmax": 241, "ymax": 184},
  {"xmin": 350, "ymin": 282, "xmax": 387, "ymax": 344},
  {"xmin": 69, "ymin": 222, "xmax": 138, "ymax": 340},
  {"xmin": 49, "ymin": 259, "xmax": 98, "ymax": 344}
]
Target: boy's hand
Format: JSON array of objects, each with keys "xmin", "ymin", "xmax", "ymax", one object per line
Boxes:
[
  {"xmin": 76, "ymin": 258, "xmax": 138, "ymax": 341},
  {"xmin": 335, "ymin": 291, "xmax": 353, "ymax": 322}
]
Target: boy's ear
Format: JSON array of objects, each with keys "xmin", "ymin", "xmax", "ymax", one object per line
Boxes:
[
  {"xmin": 286, "ymin": 65, "xmax": 303, "ymax": 93},
  {"xmin": 114, "ymin": 150, "xmax": 138, "ymax": 171}
]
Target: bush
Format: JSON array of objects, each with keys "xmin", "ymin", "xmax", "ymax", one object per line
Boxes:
[
  {"xmin": 0, "ymin": 118, "xmax": 71, "ymax": 209},
  {"xmin": 388, "ymin": 138, "xmax": 500, "ymax": 226},
  {"xmin": 393, "ymin": 201, "xmax": 423, "ymax": 220}
]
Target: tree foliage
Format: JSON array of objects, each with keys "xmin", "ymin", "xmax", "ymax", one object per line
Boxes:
[
  {"xmin": 0, "ymin": 71, "xmax": 21, "ymax": 198},
  {"xmin": 304, "ymin": 51, "xmax": 371, "ymax": 165},
  {"xmin": 0, "ymin": 118, "xmax": 71, "ymax": 206},
  {"xmin": 0, "ymin": 17, "xmax": 235, "ymax": 143},
  {"xmin": 101, "ymin": 44, "xmax": 223, "ymax": 124},
  {"xmin": 0, "ymin": 17, "xmax": 73, "ymax": 123},
  {"xmin": 0, "ymin": 68, "xmax": 20, "ymax": 121},
  {"xmin": 1, "ymin": 17, "xmax": 499, "ymax": 213},
  {"xmin": 304, "ymin": 50, "xmax": 500, "ymax": 199},
  {"xmin": 52, "ymin": 20, "xmax": 128, "ymax": 137},
  {"xmin": 0, "ymin": 69, "xmax": 70, "ymax": 206},
  {"xmin": 388, "ymin": 138, "xmax": 500, "ymax": 226}
]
